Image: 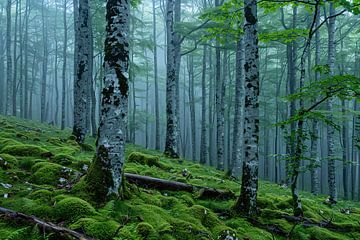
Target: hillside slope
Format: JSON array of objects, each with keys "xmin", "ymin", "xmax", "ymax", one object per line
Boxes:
[{"xmin": 0, "ymin": 115, "xmax": 359, "ymax": 240}]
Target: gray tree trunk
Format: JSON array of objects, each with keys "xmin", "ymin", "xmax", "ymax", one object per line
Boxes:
[
  {"xmin": 24, "ymin": 0, "xmax": 30, "ymax": 119},
  {"xmin": 12, "ymin": 0, "xmax": 18, "ymax": 117},
  {"xmin": 41, "ymin": 0, "xmax": 48, "ymax": 122},
  {"xmin": 187, "ymin": 54, "xmax": 196, "ymax": 161},
  {"xmin": 84, "ymin": 0, "xmax": 130, "ymax": 202},
  {"xmin": 208, "ymin": 47, "xmax": 214, "ymax": 166},
  {"xmin": 232, "ymin": 37, "xmax": 245, "ymax": 178},
  {"xmin": 73, "ymin": 0, "xmax": 90, "ymax": 143},
  {"xmin": 200, "ymin": 45, "xmax": 208, "ymax": 164},
  {"xmin": 6, "ymin": 0, "xmax": 12, "ymax": 116},
  {"xmin": 61, "ymin": 0, "xmax": 68, "ymax": 130},
  {"xmin": 235, "ymin": 0, "xmax": 260, "ymax": 217},
  {"xmin": 164, "ymin": 0, "xmax": 179, "ymax": 158},
  {"xmin": 152, "ymin": 0, "xmax": 160, "ymax": 150},
  {"xmin": 326, "ymin": 2, "xmax": 337, "ymax": 204},
  {"xmin": 310, "ymin": 7, "xmax": 320, "ymax": 195},
  {"xmin": 0, "ymin": 24, "xmax": 4, "ymax": 114}
]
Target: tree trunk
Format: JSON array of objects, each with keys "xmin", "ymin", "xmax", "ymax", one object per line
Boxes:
[
  {"xmin": 24, "ymin": 0, "xmax": 30, "ymax": 119},
  {"xmin": 208, "ymin": 47, "xmax": 214, "ymax": 166},
  {"xmin": 326, "ymin": 2, "xmax": 337, "ymax": 204},
  {"xmin": 41, "ymin": 0, "xmax": 48, "ymax": 123},
  {"xmin": 164, "ymin": 0, "xmax": 179, "ymax": 158},
  {"xmin": 152, "ymin": 0, "xmax": 160, "ymax": 150},
  {"xmin": 6, "ymin": 0, "xmax": 12, "ymax": 116},
  {"xmin": 12, "ymin": 0, "xmax": 18, "ymax": 117},
  {"xmin": 187, "ymin": 54, "xmax": 196, "ymax": 161},
  {"xmin": 72, "ymin": 0, "xmax": 90, "ymax": 144},
  {"xmin": 232, "ymin": 37, "xmax": 245, "ymax": 178},
  {"xmin": 200, "ymin": 45, "xmax": 208, "ymax": 164},
  {"xmin": 310, "ymin": 7, "xmax": 320, "ymax": 195},
  {"xmin": 235, "ymin": 0, "xmax": 260, "ymax": 217},
  {"xmin": 84, "ymin": 0, "xmax": 130, "ymax": 203},
  {"xmin": 61, "ymin": 0, "xmax": 68, "ymax": 130}
]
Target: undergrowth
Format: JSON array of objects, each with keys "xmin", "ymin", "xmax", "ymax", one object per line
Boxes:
[{"xmin": 0, "ymin": 115, "xmax": 359, "ymax": 240}]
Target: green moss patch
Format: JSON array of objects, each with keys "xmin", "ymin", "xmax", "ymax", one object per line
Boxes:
[
  {"xmin": 1, "ymin": 144, "xmax": 51, "ymax": 158},
  {"xmin": 54, "ymin": 197, "xmax": 96, "ymax": 222},
  {"xmin": 128, "ymin": 152, "xmax": 170, "ymax": 170}
]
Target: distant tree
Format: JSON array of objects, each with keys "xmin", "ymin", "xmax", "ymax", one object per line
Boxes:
[
  {"xmin": 84, "ymin": 0, "xmax": 130, "ymax": 202},
  {"xmin": 6, "ymin": 0, "xmax": 12, "ymax": 115}
]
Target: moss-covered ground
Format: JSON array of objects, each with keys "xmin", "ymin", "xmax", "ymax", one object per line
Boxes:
[{"xmin": 0, "ymin": 115, "xmax": 359, "ymax": 239}]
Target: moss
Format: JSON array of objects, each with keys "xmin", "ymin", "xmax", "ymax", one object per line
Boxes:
[
  {"xmin": 0, "ymin": 138, "xmax": 21, "ymax": 150},
  {"xmin": 28, "ymin": 190, "xmax": 53, "ymax": 203},
  {"xmin": 1, "ymin": 144, "xmax": 51, "ymax": 158},
  {"xmin": 0, "ymin": 154, "xmax": 17, "ymax": 169},
  {"xmin": 70, "ymin": 217, "xmax": 120, "ymax": 240},
  {"xmin": 54, "ymin": 197, "xmax": 96, "ymax": 222},
  {"xmin": 179, "ymin": 194, "xmax": 194, "ymax": 207},
  {"xmin": 52, "ymin": 154, "xmax": 75, "ymax": 166},
  {"xmin": 169, "ymin": 219, "xmax": 211, "ymax": 240},
  {"xmin": 213, "ymin": 225, "xmax": 238, "ymax": 240},
  {"xmin": 189, "ymin": 205, "xmax": 220, "ymax": 228},
  {"xmin": 80, "ymin": 143, "xmax": 95, "ymax": 152},
  {"xmin": 307, "ymin": 226, "xmax": 349, "ymax": 240},
  {"xmin": 31, "ymin": 162, "xmax": 75, "ymax": 185},
  {"xmin": 18, "ymin": 158, "xmax": 37, "ymax": 170},
  {"xmin": 128, "ymin": 152, "xmax": 170, "ymax": 170},
  {"xmin": 8, "ymin": 198, "xmax": 54, "ymax": 220},
  {"xmin": 46, "ymin": 137, "xmax": 64, "ymax": 146},
  {"xmin": 136, "ymin": 222, "xmax": 158, "ymax": 239}
]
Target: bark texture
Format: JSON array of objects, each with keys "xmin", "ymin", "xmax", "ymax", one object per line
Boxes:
[
  {"xmin": 235, "ymin": 0, "xmax": 260, "ymax": 216},
  {"xmin": 84, "ymin": 0, "xmax": 130, "ymax": 202}
]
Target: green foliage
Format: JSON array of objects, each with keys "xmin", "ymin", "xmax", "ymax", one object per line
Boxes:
[
  {"xmin": 136, "ymin": 222, "xmax": 158, "ymax": 239},
  {"xmin": 31, "ymin": 162, "xmax": 75, "ymax": 185},
  {"xmin": 70, "ymin": 217, "xmax": 120, "ymax": 240},
  {"xmin": 128, "ymin": 152, "xmax": 170, "ymax": 170},
  {"xmin": 1, "ymin": 144, "xmax": 50, "ymax": 158}
]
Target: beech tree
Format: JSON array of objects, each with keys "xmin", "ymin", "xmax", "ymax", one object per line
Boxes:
[{"xmin": 84, "ymin": 0, "xmax": 130, "ymax": 202}]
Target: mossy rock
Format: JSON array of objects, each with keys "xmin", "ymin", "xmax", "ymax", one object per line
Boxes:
[
  {"xmin": 1, "ymin": 144, "xmax": 51, "ymax": 158},
  {"xmin": 54, "ymin": 197, "xmax": 96, "ymax": 222},
  {"xmin": 28, "ymin": 190, "xmax": 54, "ymax": 203},
  {"xmin": 0, "ymin": 153, "xmax": 18, "ymax": 169},
  {"xmin": 169, "ymin": 219, "xmax": 211, "ymax": 240},
  {"xmin": 70, "ymin": 217, "xmax": 120, "ymax": 240},
  {"xmin": 213, "ymin": 225, "xmax": 238, "ymax": 240},
  {"xmin": 11, "ymin": 198, "xmax": 54, "ymax": 219},
  {"xmin": 136, "ymin": 222, "xmax": 158, "ymax": 239},
  {"xmin": 52, "ymin": 154, "xmax": 76, "ymax": 166},
  {"xmin": 189, "ymin": 205, "xmax": 221, "ymax": 228},
  {"xmin": 128, "ymin": 152, "xmax": 170, "ymax": 170},
  {"xmin": 179, "ymin": 194, "xmax": 194, "ymax": 207},
  {"xmin": 46, "ymin": 137, "xmax": 64, "ymax": 146},
  {"xmin": 0, "ymin": 138, "xmax": 21, "ymax": 150},
  {"xmin": 307, "ymin": 226, "xmax": 348, "ymax": 240},
  {"xmin": 31, "ymin": 162, "xmax": 75, "ymax": 185}
]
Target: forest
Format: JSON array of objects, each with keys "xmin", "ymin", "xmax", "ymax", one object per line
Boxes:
[{"xmin": 0, "ymin": 0, "xmax": 360, "ymax": 239}]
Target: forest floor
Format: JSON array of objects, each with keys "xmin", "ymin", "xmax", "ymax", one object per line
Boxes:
[{"xmin": 0, "ymin": 115, "xmax": 359, "ymax": 240}]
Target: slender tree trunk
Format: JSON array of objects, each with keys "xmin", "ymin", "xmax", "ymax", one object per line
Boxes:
[
  {"xmin": 174, "ymin": 0, "xmax": 181, "ymax": 152},
  {"xmin": 187, "ymin": 54, "xmax": 196, "ymax": 161},
  {"xmin": 29, "ymin": 47, "xmax": 36, "ymax": 120},
  {"xmin": 73, "ymin": 0, "xmax": 90, "ymax": 143},
  {"xmin": 200, "ymin": 45, "xmax": 208, "ymax": 164},
  {"xmin": 310, "ymin": 7, "xmax": 320, "ymax": 195},
  {"xmin": 41, "ymin": 0, "xmax": 48, "ymax": 122},
  {"xmin": 0, "ymin": 29, "xmax": 4, "ymax": 114},
  {"xmin": 326, "ymin": 2, "xmax": 337, "ymax": 204},
  {"xmin": 145, "ymin": 49, "xmax": 149, "ymax": 149},
  {"xmin": 88, "ymin": 10, "xmax": 94, "ymax": 136},
  {"xmin": 84, "ymin": 0, "xmax": 130, "ymax": 202},
  {"xmin": 12, "ymin": 0, "xmax": 19, "ymax": 117},
  {"xmin": 152, "ymin": 0, "xmax": 160, "ymax": 150},
  {"xmin": 6, "ymin": 0, "xmax": 12, "ymax": 116},
  {"xmin": 61, "ymin": 0, "xmax": 68, "ymax": 130},
  {"xmin": 24, "ymin": 0, "xmax": 30, "ymax": 119},
  {"xmin": 164, "ymin": 0, "xmax": 179, "ymax": 158},
  {"xmin": 235, "ymin": 0, "xmax": 260, "ymax": 217},
  {"xmin": 208, "ymin": 48, "xmax": 214, "ymax": 166}
]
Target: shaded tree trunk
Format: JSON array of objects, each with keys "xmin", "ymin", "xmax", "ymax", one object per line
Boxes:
[
  {"xmin": 41, "ymin": 0, "xmax": 48, "ymax": 122},
  {"xmin": 200, "ymin": 45, "xmax": 208, "ymax": 164},
  {"xmin": 6, "ymin": 0, "xmax": 12, "ymax": 116},
  {"xmin": 61, "ymin": 0, "xmax": 68, "ymax": 130}
]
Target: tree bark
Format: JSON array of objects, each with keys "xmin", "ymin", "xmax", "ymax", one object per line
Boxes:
[
  {"xmin": 326, "ymin": 2, "xmax": 337, "ymax": 204},
  {"xmin": 61, "ymin": 0, "xmax": 68, "ymax": 130},
  {"xmin": 73, "ymin": 0, "xmax": 90, "ymax": 143},
  {"xmin": 232, "ymin": 37, "xmax": 245, "ymax": 178},
  {"xmin": 41, "ymin": 0, "xmax": 48, "ymax": 123},
  {"xmin": 84, "ymin": 0, "xmax": 130, "ymax": 202},
  {"xmin": 235, "ymin": 0, "xmax": 260, "ymax": 217},
  {"xmin": 200, "ymin": 45, "xmax": 208, "ymax": 164},
  {"xmin": 6, "ymin": 0, "xmax": 12, "ymax": 116},
  {"xmin": 164, "ymin": 0, "xmax": 180, "ymax": 158}
]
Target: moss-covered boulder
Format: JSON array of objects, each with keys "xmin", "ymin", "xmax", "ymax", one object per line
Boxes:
[
  {"xmin": 28, "ymin": 190, "xmax": 54, "ymax": 203},
  {"xmin": 128, "ymin": 152, "xmax": 170, "ymax": 170},
  {"xmin": 1, "ymin": 144, "xmax": 51, "ymax": 158},
  {"xmin": 31, "ymin": 162, "xmax": 76, "ymax": 185},
  {"xmin": 189, "ymin": 205, "xmax": 221, "ymax": 228},
  {"xmin": 52, "ymin": 154, "xmax": 76, "ymax": 166},
  {"xmin": 54, "ymin": 197, "xmax": 96, "ymax": 222},
  {"xmin": 70, "ymin": 217, "xmax": 120, "ymax": 240},
  {"xmin": 136, "ymin": 222, "xmax": 158, "ymax": 239},
  {"xmin": 0, "ymin": 153, "xmax": 17, "ymax": 169}
]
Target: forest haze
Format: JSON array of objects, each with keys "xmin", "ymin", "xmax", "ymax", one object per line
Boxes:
[{"xmin": 0, "ymin": 0, "xmax": 360, "ymax": 239}]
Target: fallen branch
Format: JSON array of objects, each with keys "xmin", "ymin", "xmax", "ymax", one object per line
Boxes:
[
  {"xmin": 281, "ymin": 214, "xmax": 357, "ymax": 232},
  {"xmin": 0, "ymin": 206, "xmax": 92, "ymax": 240},
  {"xmin": 124, "ymin": 173, "xmax": 235, "ymax": 200}
]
